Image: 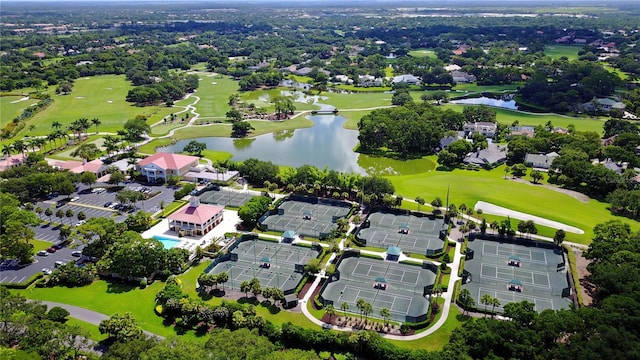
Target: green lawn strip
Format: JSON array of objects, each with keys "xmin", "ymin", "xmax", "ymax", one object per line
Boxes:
[
  {"xmin": 190, "ymin": 75, "xmax": 239, "ymax": 118},
  {"xmin": 440, "ymin": 104, "xmax": 605, "ymax": 134},
  {"xmin": 389, "ymin": 164, "xmax": 640, "ymax": 244},
  {"xmin": 333, "ymin": 85, "xmax": 392, "ymax": 93},
  {"xmin": 602, "ymin": 64, "xmax": 629, "ymax": 81},
  {"xmin": 64, "ymin": 318, "xmax": 105, "ymax": 342},
  {"xmin": 200, "ymin": 149, "xmax": 233, "ymax": 163},
  {"xmin": 287, "ymin": 75, "xmax": 314, "ymax": 84},
  {"xmin": 475, "ymin": 212, "xmax": 583, "ymax": 244},
  {"xmin": 340, "ymin": 110, "xmax": 375, "ymax": 130},
  {"xmin": 159, "ymin": 200, "xmax": 188, "ymax": 218},
  {"xmin": 151, "ymin": 122, "xmax": 189, "ymax": 136},
  {"xmin": 544, "ymin": 45, "xmax": 581, "ymax": 60},
  {"xmin": 564, "ymin": 245, "xmax": 585, "ymax": 306},
  {"xmin": 0, "ymin": 96, "xmax": 39, "ymax": 127},
  {"xmin": 20, "ymin": 75, "xmax": 177, "ymax": 137},
  {"xmin": 388, "ymin": 303, "xmax": 462, "ymax": 351},
  {"xmin": 32, "ymin": 239, "xmax": 54, "ymax": 252},
  {"xmin": 321, "ymin": 92, "xmax": 393, "ymax": 109},
  {"xmin": 408, "ymin": 49, "xmax": 437, "ymax": 59},
  {"xmin": 450, "ymin": 83, "xmax": 520, "ymax": 94}
]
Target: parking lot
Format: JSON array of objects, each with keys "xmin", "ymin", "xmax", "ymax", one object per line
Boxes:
[{"xmin": 1, "ymin": 181, "xmax": 178, "ymax": 284}]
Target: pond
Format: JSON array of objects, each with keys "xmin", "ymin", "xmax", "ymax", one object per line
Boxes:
[
  {"xmin": 158, "ymin": 115, "xmax": 435, "ymax": 176},
  {"xmin": 450, "ymin": 96, "xmax": 518, "ymax": 110}
]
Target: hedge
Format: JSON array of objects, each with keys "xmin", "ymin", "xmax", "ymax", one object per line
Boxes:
[
  {"xmin": 359, "ymin": 252, "xmax": 384, "ymax": 260},
  {"xmin": 458, "ymin": 257, "xmax": 466, "ymax": 277},
  {"xmin": 452, "ymin": 280, "xmax": 461, "ymax": 303},
  {"xmin": 564, "ymin": 245, "xmax": 585, "ymax": 306},
  {"xmin": 0, "ymin": 272, "xmax": 43, "ymax": 289},
  {"xmin": 294, "ymin": 274, "xmax": 311, "ymax": 295}
]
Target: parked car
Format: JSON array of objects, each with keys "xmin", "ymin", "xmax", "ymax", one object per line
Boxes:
[
  {"xmin": 71, "ymin": 251, "xmax": 82, "ymax": 257},
  {"xmin": 55, "ymin": 200, "xmax": 66, "ymax": 208},
  {"xmin": 75, "ymin": 220, "xmax": 87, "ymax": 227},
  {"xmin": 70, "ymin": 196, "xmax": 80, "ymax": 202},
  {"xmin": 42, "ymin": 268, "xmax": 52, "ymax": 275},
  {"xmin": 53, "ymin": 242, "xmax": 66, "ymax": 250},
  {"xmin": 54, "ymin": 261, "xmax": 65, "ymax": 268},
  {"xmin": 46, "ymin": 247, "xmax": 57, "ymax": 253},
  {"xmin": 37, "ymin": 250, "xmax": 49, "ymax": 256},
  {"xmin": 104, "ymin": 202, "xmax": 113, "ymax": 208}
]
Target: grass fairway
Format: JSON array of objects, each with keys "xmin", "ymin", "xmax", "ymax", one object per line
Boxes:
[
  {"xmin": 192, "ymin": 75, "xmax": 239, "ymax": 118},
  {"xmin": 322, "ymin": 92, "xmax": 393, "ymax": 109},
  {"xmin": 65, "ymin": 318, "xmax": 105, "ymax": 342},
  {"xmin": 450, "ymin": 83, "xmax": 520, "ymax": 94},
  {"xmin": 20, "ymin": 75, "xmax": 176, "ymax": 137},
  {"xmin": 544, "ymin": 45, "xmax": 581, "ymax": 60},
  {"xmin": 408, "ymin": 48, "xmax": 437, "ymax": 59},
  {"xmin": 389, "ymin": 164, "xmax": 640, "ymax": 244},
  {"xmin": 0, "ymin": 96, "xmax": 39, "ymax": 127},
  {"xmin": 441, "ymin": 104, "xmax": 605, "ymax": 134},
  {"xmin": 388, "ymin": 304, "xmax": 462, "ymax": 351},
  {"xmin": 340, "ymin": 109, "xmax": 375, "ymax": 130}
]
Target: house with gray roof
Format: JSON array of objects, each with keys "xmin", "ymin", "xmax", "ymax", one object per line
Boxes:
[
  {"xmin": 525, "ymin": 152, "xmax": 559, "ymax": 170},
  {"xmin": 463, "ymin": 143, "xmax": 507, "ymax": 168},
  {"xmin": 581, "ymin": 98, "xmax": 626, "ymax": 113},
  {"xmin": 463, "ymin": 122, "xmax": 498, "ymax": 138},
  {"xmin": 392, "ymin": 74, "xmax": 420, "ymax": 85}
]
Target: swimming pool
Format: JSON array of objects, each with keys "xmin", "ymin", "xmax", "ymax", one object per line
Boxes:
[{"xmin": 153, "ymin": 236, "xmax": 181, "ymax": 249}]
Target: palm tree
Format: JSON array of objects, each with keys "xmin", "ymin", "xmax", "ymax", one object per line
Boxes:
[
  {"xmin": 380, "ymin": 307, "xmax": 391, "ymax": 325},
  {"xmin": 490, "ymin": 297, "xmax": 501, "ymax": 317},
  {"xmin": 324, "ymin": 304, "xmax": 336, "ymax": 323},
  {"xmin": 458, "ymin": 288, "xmax": 475, "ymax": 316},
  {"xmin": 362, "ymin": 302, "xmax": 373, "ymax": 323},
  {"xmin": 47, "ymin": 133, "xmax": 57, "ymax": 151},
  {"xmin": 340, "ymin": 302, "xmax": 350, "ymax": 319},
  {"xmin": 356, "ymin": 298, "xmax": 366, "ymax": 320},
  {"xmin": 34, "ymin": 206, "xmax": 43, "ymax": 219},
  {"xmin": 28, "ymin": 124, "xmax": 36, "ymax": 134},
  {"xmin": 65, "ymin": 209, "xmax": 74, "ymax": 225},
  {"xmin": 480, "ymin": 294, "xmax": 493, "ymax": 317},
  {"xmin": 32, "ymin": 138, "xmax": 45, "ymax": 153},
  {"xmin": 77, "ymin": 118, "xmax": 91, "ymax": 138},
  {"xmin": 12, "ymin": 139, "xmax": 26, "ymax": 157},
  {"xmin": 1, "ymin": 144, "xmax": 12, "ymax": 158},
  {"xmin": 91, "ymin": 118, "xmax": 101, "ymax": 134},
  {"xmin": 45, "ymin": 207, "xmax": 53, "ymax": 223},
  {"xmin": 52, "ymin": 121, "xmax": 62, "ymax": 130}
]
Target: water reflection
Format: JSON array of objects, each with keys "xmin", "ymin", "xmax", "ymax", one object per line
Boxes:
[{"xmin": 450, "ymin": 96, "xmax": 518, "ymax": 110}]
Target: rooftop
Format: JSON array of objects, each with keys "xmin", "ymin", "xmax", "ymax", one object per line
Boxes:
[{"xmin": 138, "ymin": 152, "xmax": 199, "ymax": 170}]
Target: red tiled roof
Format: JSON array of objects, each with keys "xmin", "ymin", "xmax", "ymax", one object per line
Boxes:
[
  {"xmin": 137, "ymin": 152, "xmax": 199, "ymax": 171},
  {"xmin": 0, "ymin": 154, "xmax": 27, "ymax": 171},
  {"xmin": 169, "ymin": 204, "xmax": 223, "ymax": 225}
]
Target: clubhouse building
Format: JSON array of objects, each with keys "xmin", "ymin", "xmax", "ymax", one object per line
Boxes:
[{"xmin": 168, "ymin": 197, "xmax": 224, "ymax": 236}]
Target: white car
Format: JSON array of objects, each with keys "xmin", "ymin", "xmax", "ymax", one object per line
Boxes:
[
  {"xmin": 70, "ymin": 196, "xmax": 80, "ymax": 202},
  {"xmin": 42, "ymin": 268, "xmax": 52, "ymax": 275},
  {"xmin": 37, "ymin": 250, "xmax": 49, "ymax": 256}
]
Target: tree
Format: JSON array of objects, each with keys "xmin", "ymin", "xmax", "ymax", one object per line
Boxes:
[
  {"xmin": 340, "ymin": 302, "xmax": 350, "ymax": 318},
  {"xmin": 107, "ymin": 167, "xmax": 126, "ymax": 186},
  {"xmin": 431, "ymin": 197, "xmax": 442, "ymax": 208},
  {"xmin": 55, "ymin": 209, "xmax": 65, "ymax": 224},
  {"xmin": 391, "ymin": 89, "xmax": 413, "ymax": 106},
  {"xmin": 183, "ymin": 140, "xmax": 206, "ymax": 156},
  {"xmin": 304, "ymin": 258, "xmax": 321, "ymax": 274},
  {"xmin": 324, "ymin": 304, "xmax": 336, "ymax": 323},
  {"xmin": 240, "ymin": 280, "xmax": 252, "ymax": 298},
  {"xmin": 480, "ymin": 293, "xmax": 493, "ymax": 316},
  {"xmin": 217, "ymin": 272, "xmax": 229, "ymax": 291},
  {"xmin": 123, "ymin": 117, "xmax": 151, "ymax": 141},
  {"xmin": 380, "ymin": 307, "xmax": 391, "ymax": 325},
  {"xmin": 530, "ymin": 169, "xmax": 544, "ymax": 184},
  {"xmin": 250, "ymin": 277, "xmax": 262, "ymax": 298},
  {"xmin": 71, "ymin": 143, "xmax": 101, "ymax": 161},
  {"xmin": 490, "ymin": 297, "xmax": 501, "ymax": 315},
  {"xmin": 361, "ymin": 302, "xmax": 373, "ymax": 322},
  {"xmin": 79, "ymin": 171, "xmax": 97, "ymax": 189},
  {"xmin": 554, "ymin": 229, "xmax": 566, "ymax": 247},
  {"xmin": 231, "ymin": 121, "xmax": 255, "ymax": 138},
  {"xmin": 511, "ymin": 164, "xmax": 527, "ymax": 178},
  {"xmin": 91, "ymin": 118, "xmax": 101, "ymax": 134},
  {"xmin": 44, "ymin": 207, "xmax": 53, "ymax": 223},
  {"xmin": 65, "ymin": 209, "xmax": 74, "ymax": 226},
  {"xmin": 204, "ymin": 328, "xmax": 275, "ymax": 360},
  {"xmin": 226, "ymin": 108, "xmax": 243, "ymax": 122},
  {"xmin": 76, "ymin": 211, "xmax": 86, "ymax": 223},
  {"xmin": 99, "ymin": 313, "xmax": 143, "ymax": 342},
  {"xmin": 458, "ymin": 288, "xmax": 475, "ymax": 315}
]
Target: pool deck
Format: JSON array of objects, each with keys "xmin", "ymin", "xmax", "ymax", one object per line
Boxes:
[{"xmin": 142, "ymin": 209, "xmax": 241, "ymax": 253}]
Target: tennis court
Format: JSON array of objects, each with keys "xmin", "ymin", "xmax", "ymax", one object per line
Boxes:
[
  {"xmin": 200, "ymin": 188, "xmax": 254, "ymax": 208},
  {"xmin": 462, "ymin": 238, "xmax": 571, "ymax": 312},
  {"xmin": 260, "ymin": 199, "xmax": 352, "ymax": 239},
  {"xmin": 357, "ymin": 211, "xmax": 446, "ymax": 255},
  {"xmin": 207, "ymin": 239, "xmax": 320, "ymax": 293},
  {"xmin": 320, "ymin": 257, "xmax": 436, "ymax": 322}
]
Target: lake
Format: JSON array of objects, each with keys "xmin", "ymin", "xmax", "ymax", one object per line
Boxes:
[
  {"xmin": 158, "ymin": 115, "xmax": 435, "ymax": 176},
  {"xmin": 450, "ymin": 96, "xmax": 518, "ymax": 110}
]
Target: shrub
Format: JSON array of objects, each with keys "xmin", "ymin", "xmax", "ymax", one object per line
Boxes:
[
  {"xmin": 140, "ymin": 278, "xmax": 148, "ymax": 289},
  {"xmin": 174, "ymin": 183, "xmax": 196, "ymax": 200}
]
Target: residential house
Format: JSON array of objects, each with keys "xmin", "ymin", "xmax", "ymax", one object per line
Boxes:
[
  {"xmin": 392, "ymin": 74, "xmax": 420, "ymax": 85},
  {"xmin": 168, "ymin": 197, "xmax": 224, "ymax": 236},
  {"xmin": 463, "ymin": 122, "xmax": 498, "ymax": 138},
  {"xmin": 508, "ymin": 126, "xmax": 536, "ymax": 138},
  {"xmin": 463, "ymin": 143, "xmax": 507, "ymax": 167},
  {"xmin": 582, "ymin": 98, "xmax": 626, "ymax": 113},
  {"xmin": 450, "ymin": 71, "xmax": 476, "ymax": 84},
  {"xmin": 136, "ymin": 152, "xmax": 200, "ymax": 183},
  {"xmin": 525, "ymin": 152, "xmax": 559, "ymax": 170},
  {"xmin": 444, "ymin": 64, "xmax": 461, "ymax": 72}
]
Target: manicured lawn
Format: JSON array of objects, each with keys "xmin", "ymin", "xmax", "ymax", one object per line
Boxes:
[
  {"xmin": 151, "ymin": 121, "xmax": 189, "ymax": 136},
  {"xmin": 32, "ymin": 239, "xmax": 54, "ymax": 252},
  {"xmin": 340, "ymin": 110, "xmax": 374, "ymax": 130},
  {"xmin": 322, "ymin": 92, "xmax": 393, "ymax": 109},
  {"xmin": 389, "ymin": 164, "xmax": 640, "ymax": 244},
  {"xmin": 65, "ymin": 318, "xmax": 105, "ymax": 342},
  {"xmin": 408, "ymin": 49, "xmax": 437, "ymax": 59},
  {"xmin": 20, "ymin": 75, "xmax": 177, "ymax": 137},
  {"xmin": 201, "ymin": 149, "xmax": 233, "ymax": 163},
  {"xmin": 0, "ymin": 95, "xmax": 39, "ymax": 127},
  {"xmin": 441, "ymin": 104, "xmax": 606, "ymax": 134},
  {"xmin": 159, "ymin": 200, "xmax": 187, "ymax": 218},
  {"xmin": 544, "ymin": 45, "xmax": 581, "ymax": 60},
  {"xmin": 450, "ymin": 83, "xmax": 520, "ymax": 94},
  {"xmin": 192, "ymin": 75, "xmax": 239, "ymax": 118},
  {"xmin": 334, "ymin": 84, "xmax": 392, "ymax": 93},
  {"xmin": 388, "ymin": 305, "xmax": 463, "ymax": 351}
]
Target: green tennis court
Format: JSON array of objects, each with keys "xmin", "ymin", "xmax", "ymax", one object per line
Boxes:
[
  {"xmin": 200, "ymin": 189, "xmax": 253, "ymax": 208},
  {"xmin": 260, "ymin": 198, "xmax": 352, "ymax": 239},
  {"xmin": 320, "ymin": 256, "xmax": 437, "ymax": 322},
  {"xmin": 462, "ymin": 238, "xmax": 571, "ymax": 312}
]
